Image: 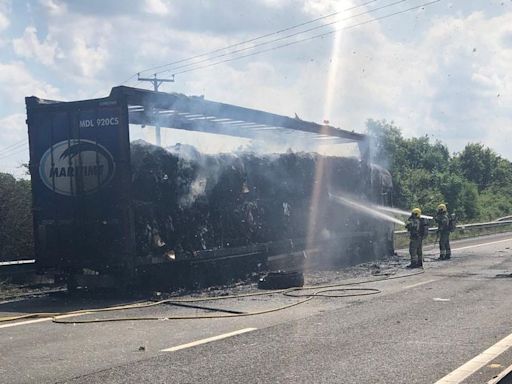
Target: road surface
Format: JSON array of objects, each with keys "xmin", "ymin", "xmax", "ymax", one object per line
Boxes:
[{"xmin": 1, "ymin": 232, "xmax": 512, "ymax": 384}]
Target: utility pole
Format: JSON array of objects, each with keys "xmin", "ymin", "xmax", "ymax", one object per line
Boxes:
[{"xmin": 137, "ymin": 73, "xmax": 174, "ymax": 146}]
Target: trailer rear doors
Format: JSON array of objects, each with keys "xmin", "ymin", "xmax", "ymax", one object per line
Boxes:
[{"xmin": 26, "ymin": 96, "xmax": 135, "ymax": 275}]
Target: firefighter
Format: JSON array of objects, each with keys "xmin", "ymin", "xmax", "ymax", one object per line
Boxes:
[
  {"xmin": 435, "ymin": 203, "xmax": 451, "ymax": 260},
  {"xmin": 405, "ymin": 208, "xmax": 424, "ymax": 268}
]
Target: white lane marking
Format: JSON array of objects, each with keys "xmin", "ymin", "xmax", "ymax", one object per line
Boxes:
[
  {"xmin": 0, "ymin": 312, "xmax": 89, "ymax": 329},
  {"xmin": 452, "ymin": 237, "xmax": 512, "ymax": 252},
  {"xmin": 403, "ymin": 279, "xmax": 437, "ymax": 289},
  {"xmin": 161, "ymin": 328, "xmax": 257, "ymax": 352},
  {"xmin": 434, "ymin": 331, "xmax": 512, "ymax": 383},
  {"xmin": 0, "ymin": 259, "xmax": 35, "ymax": 266}
]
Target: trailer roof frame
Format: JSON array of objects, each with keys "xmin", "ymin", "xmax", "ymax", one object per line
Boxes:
[
  {"xmin": 111, "ymin": 86, "xmax": 370, "ymax": 152},
  {"xmin": 26, "ymin": 86, "xmax": 369, "ymax": 156}
]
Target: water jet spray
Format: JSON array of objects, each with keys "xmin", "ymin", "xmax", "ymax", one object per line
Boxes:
[
  {"xmin": 328, "ymin": 192, "xmax": 405, "ymax": 226},
  {"xmin": 376, "ymin": 206, "xmax": 433, "ymax": 220}
]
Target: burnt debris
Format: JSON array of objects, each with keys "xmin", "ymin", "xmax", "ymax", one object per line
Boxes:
[{"xmin": 130, "ymin": 140, "xmax": 393, "ymax": 265}]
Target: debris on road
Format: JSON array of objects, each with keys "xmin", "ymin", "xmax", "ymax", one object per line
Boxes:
[{"xmin": 258, "ymin": 271, "xmax": 304, "ymax": 290}]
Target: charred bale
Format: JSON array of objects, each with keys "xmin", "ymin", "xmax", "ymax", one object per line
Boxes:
[{"xmin": 130, "ymin": 141, "xmax": 392, "ymax": 270}]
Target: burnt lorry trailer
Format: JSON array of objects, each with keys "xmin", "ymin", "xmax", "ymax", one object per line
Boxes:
[{"xmin": 25, "ymin": 86, "xmax": 394, "ymax": 290}]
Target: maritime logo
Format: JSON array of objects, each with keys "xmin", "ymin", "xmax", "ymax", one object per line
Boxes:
[{"xmin": 39, "ymin": 140, "xmax": 116, "ymax": 196}]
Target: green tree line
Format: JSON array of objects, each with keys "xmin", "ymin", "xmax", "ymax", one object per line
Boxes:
[
  {"xmin": 368, "ymin": 119, "xmax": 512, "ymax": 221},
  {"xmin": 0, "ymin": 173, "xmax": 33, "ymax": 261}
]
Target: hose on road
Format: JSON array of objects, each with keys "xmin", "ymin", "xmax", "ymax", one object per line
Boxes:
[{"xmin": 0, "ymin": 269, "xmax": 424, "ymax": 325}]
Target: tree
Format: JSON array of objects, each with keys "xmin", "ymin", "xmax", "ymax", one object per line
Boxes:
[
  {"xmin": 437, "ymin": 173, "xmax": 480, "ymax": 220},
  {"xmin": 367, "ymin": 120, "xmax": 449, "ymax": 212},
  {"xmin": 455, "ymin": 143, "xmax": 500, "ymax": 191},
  {"xmin": 402, "ymin": 136, "xmax": 449, "ymax": 173},
  {"xmin": 0, "ymin": 173, "xmax": 33, "ymax": 261},
  {"xmin": 366, "ymin": 121, "xmax": 498, "ymax": 221},
  {"xmin": 459, "ymin": 181, "xmax": 480, "ymax": 220},
  {"xmin": 367, "ymin": 120, "xmax": 404, "ymax": 170},
  {"xmin": 400, "ymin": 168, "xmax": 445, "ymax": 214}
]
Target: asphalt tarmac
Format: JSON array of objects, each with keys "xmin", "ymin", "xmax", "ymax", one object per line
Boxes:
[{"xmin": 2, "ymin": 232, "xmax": 512, "ymax": 384}]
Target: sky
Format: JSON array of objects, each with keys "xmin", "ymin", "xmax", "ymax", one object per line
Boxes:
[{"xmin": 0, "ymin": 0, "xmax": 511, "ymax": 177}]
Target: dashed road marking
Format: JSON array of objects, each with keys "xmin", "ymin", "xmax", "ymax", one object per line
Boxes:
[
  {"xmin": 403, "ymin": 279, "xmax": 437, "ymax": 289},
  {"xmin": 161, "ymin": 328, "xmax": 257, "ymax": 352},
  {"xmin": 0, "ymin": 313, "xmax": 89, "ymax": 329},
  {"xmin": 434, "ymin": 331, "xmax": 512, "ymax": 383}
]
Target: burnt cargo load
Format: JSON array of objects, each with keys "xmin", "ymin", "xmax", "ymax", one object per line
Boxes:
[
  {"xmin": 131, "ymin": 143, "xmax": 391, "ymax": 259},
  {"xmin": 25, "ymin": 86, "xmax": 394, "ymax": 290}
]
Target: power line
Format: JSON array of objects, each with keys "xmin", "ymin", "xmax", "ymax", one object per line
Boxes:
[
  {"xmin": 0, "ymin": 139, "xmax": 27, "ymax": 152},
  {"xmin": 172, "ymin": 0, "xmax": 441, "ymax": 77},
  {"xmin": 0, "ymin": 140, "xmax": 28, "ymax": 156},
  {"xmin": 135, "ymin": 0, "xmax": 380, "ymax": 77},
  {"xmin": 0, "ymin": 144, "xmax": 29, "ymax": 160},
  {"xmin": 155, "ymin": 0, "xmax": 409, "ymax": 76},
  {"xmin": 0, "ymin": 140, "xmax": 28, "ymax": 157},
  {"xmin": 1, "ymin": 142, "xmax": 28, "ymax": 154},
  {"xmin": 119, "ymin": 73, "xmax": 138, "ymax": 86},
  {"xmin": 0, "ymin": 150, "xmax": 29, "ymax": 161}
]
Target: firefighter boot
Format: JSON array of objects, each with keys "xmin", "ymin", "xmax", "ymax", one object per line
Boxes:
[{"xmin": 407, "ymin": 255, "xmax": 420, "ymax": 269}]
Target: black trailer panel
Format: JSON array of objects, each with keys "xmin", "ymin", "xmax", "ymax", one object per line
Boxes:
[{"xmin": 26, "ymin": 96, "xmax": 135, "ymax": 274}]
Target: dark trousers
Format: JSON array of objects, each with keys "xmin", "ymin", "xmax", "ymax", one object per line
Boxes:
[
  {"xmin": 439, "ymin": 232, "xmax": 451, "ymax": 259},
  {"xmin": 409, "ymin": 237, "xmax": 423, "ymax": 266}
]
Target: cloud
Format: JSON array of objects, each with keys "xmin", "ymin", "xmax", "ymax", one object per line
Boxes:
[
  {"xmin": 0, "ymin": 113, "xmax": 26, "ymax": 143},
  {"xmin": 144, "ymin": 0, "xmax": 170, "ymax": 15},
  {"xmin": 417, "ymin": 12, "xmax": 512, "ymax": 150},
  {"xmin": 0, "ymin": 113, "xmax": 30, "ymax": 178},
  {"xmin": 12, "ymin": 26, "xmax": 61, "ymax": 66},
  {"xmin": 38, "ymin": 0, "xmax": 67, "ymax": 15},
  {"xmin": 40, "ymin": 15, "xmax": 113, "ymax": 80},
  {"xmin": 270, "ymin": 7, "xmax": 512, "ymax": 159},
  {"xmin": 302, "ymin": 0, "xmax": 345, "ymax": 15},
  {"xmin": 0, "ymin": 0, "xmax": 10, "ymax": 32},
  {"xmin": 2, "ymin": 0, "xmax": 512, "ymax": 177},
  {"xmin": 261, "ymin": 0, "xmax": 295, "ymax": 8},
  {"xmin": 68, "ymin": 35, "xmax": 109, "ymax": 78},
  {"xmin": 123, "ymin": 4, "xmax": 512, "ymax": 161},
  {"xmin": 0, "ymin": 10, "xmax": 8, "ymax": 31},
  {"xmin": 0, "ymin": 61, "xmax": 61, "ymax": 109}
]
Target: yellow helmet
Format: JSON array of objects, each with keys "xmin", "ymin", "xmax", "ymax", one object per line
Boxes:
[
  {"xmin": 437, "ymin": 203, "xmax": 447, "ymax": 212},
  {"xmin": 411, "ymin": 208, "xmax": 421, "ymax": 217}
]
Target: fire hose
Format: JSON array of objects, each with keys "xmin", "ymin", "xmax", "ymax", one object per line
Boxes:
[{"xmin": 0, "ymin": 269, "xmax": 424, "ymax": 325}]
